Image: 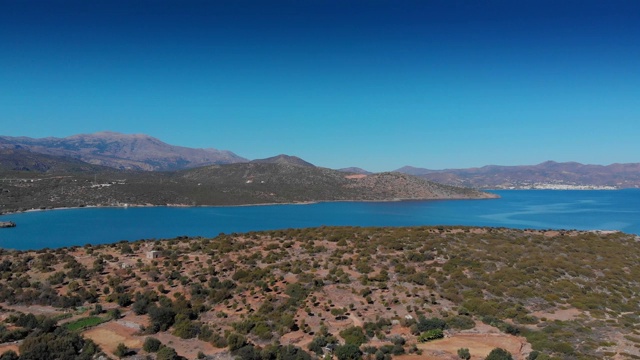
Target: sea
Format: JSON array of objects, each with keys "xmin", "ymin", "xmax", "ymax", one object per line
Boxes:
[{"xmin": 1, "ymin": 189, "xmax": 639, "ymax": 250}]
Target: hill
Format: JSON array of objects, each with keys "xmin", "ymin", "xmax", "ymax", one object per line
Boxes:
[
  {"xmin": 0, "ymin": 131, "xmax": 247, "ymax": 171},
  {"xmin": 396, "ymin": 161, "xmax": 640, "ymax": 189},
  {"xmin": 337, "ymin": 167, "xmax": 372, "ymax": 175},
  {"xmin": 0, "ymin": 226, "xmax": 637, "ymax": 359},
  {"xmin": 0, "ymin": 152, "xmax": 495, "ymax": 214},
  {"xmin": 0, "ymin": 148, "xmax": 117, "ymax": 173},
  {"xmin": 251, "ymin": 154, "xmax": 315, "ymax": 167}
]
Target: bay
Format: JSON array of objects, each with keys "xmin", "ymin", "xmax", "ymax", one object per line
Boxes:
[{"xmin": 1, "ymin": 189, "xmax": 639, "ymax": 250}]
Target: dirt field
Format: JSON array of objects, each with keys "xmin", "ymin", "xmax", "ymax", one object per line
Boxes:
[
  {"xmin": 83, "ymin": 322, "xmax": 143, "ymax": 355},
  {"xmin": 417, "ymin": 333, "xmax": 527, "ymax": 360},
  {"xmin": 0, "ymin": 343, "xmax": 19, "ymax": 356}
]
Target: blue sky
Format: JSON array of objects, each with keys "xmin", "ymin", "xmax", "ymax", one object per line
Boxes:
[{"xmin": 1, "ymin": 0, "xmax": 639, "ymax": 171}]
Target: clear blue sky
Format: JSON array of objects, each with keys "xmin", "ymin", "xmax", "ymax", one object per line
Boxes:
[{"xmin": 1, "ymin": 0, "xmax": 639, "ymax": 171}]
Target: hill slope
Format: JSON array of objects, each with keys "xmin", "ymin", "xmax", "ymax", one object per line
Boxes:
[
  {"xmin": 0, "ymin": 226, "xmax": 637, "ymax": 359},
  {"xmin": 0, "ymin": 152, "xmax": 495, "ymax": 213},
  {"xmin": 396, "ymin": 161, "xmax": 640, "ymax": 189},
  {"xmin": 0, "ymin": 148, "xmax": 117, "ymax": 173},
  {"xmin": 0, "ymin": 131, "xmax": 247, "ymax": 171},
  {"xmin": 251, "ymin": 154, "xmax": 315, "ymax": 167}
]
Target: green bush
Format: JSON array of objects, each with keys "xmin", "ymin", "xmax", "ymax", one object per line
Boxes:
[
  {"xmin": 157, "ymin": 345, "xmax": 179, "ymax": 360},
  {"xmin": 457, "ymin": 348, "xmax": 471, "ymax": 360},
  {"xmin": 447, "ymin": 315, "xmax": 475, "ymax": 330},
  {"xmin": 143, "ymin": 337, "xmax": 162, "ymax": 352},
  {"xmin": 227, "ymin": 332, "xmax": 247, "ymax": 352},
  {"xmin": 339, "ymin": 326, "xmax": 367, "ymax": 346},
  {"xmin": 418, "ymin": 329, "xmax": 444, "ymax": 343},
  {"xmin": 485, "ymin": 348, "xmax": 513, "ymax": 360},
  {"xmin": 335, "ymin": 344, "xmax": 362, "ymax": 360},
  {"xmin": 114, "ymin": 343, "xmax": 128, "ymax": 358}
]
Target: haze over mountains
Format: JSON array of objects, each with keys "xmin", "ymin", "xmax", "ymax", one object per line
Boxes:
[
  {"xmin": 1, "ymin": 131, "xmax": 639, "ymax": 189},
  {"xmin": 0, "ymin": 131, "xmax": 246, "ymax": 171},
  {"xmin": 395, "ymin": 162, "xmax": 640, "ymax": 189}
]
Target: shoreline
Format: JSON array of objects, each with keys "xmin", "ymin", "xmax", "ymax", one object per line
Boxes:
[{"xmin": 0, "ymin": 194, "xmax": 499, "ymax": 217}]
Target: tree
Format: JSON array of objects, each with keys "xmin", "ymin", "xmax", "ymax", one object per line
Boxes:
[
  {"xmin": 117, "ymin": 293, "xmax": 132, "ymax": 307},
  {"xmin": 485, "ymin": 348, "xmax": 513, "ymax": 360},
  {"xmin": 457, "ymin": 348, "xmax": 471, "ymax": 360},
  {"xmin": 527, "ymin": 351, "xmax": 540, "ymax": 360},
  {"xmin": 90, "ymin": 304, "xmax": 103, "ymax": 315},
  {"xmin": 235, "ymin": 344, "xmax": 261, "ymax": 360},
  {"xmin": 339, "ymin": 326, "xmax": 367, "ymax": 346},
  {"xmin": 278, "ymin": 345, "xmax": 313, "ymax": 360},
  {"xmin": 114, "ymin": 343, "xmax": 129, "ymax": 358},
  {"xmin": 335, "ymin": 344, "xmax": 362, "ymax": 360},
  {"xmin": 0, "ymin": 351, "xmax": 18, "ymax": 360},
  {"xmin": 416, "ymin": 316, "xmax": 447, "ymax": 332},
  {"xmin": 227, "ymin": 332, "xmax": 247, "ymax": 352},
  {"xmin": 108, "ymin": 308, "xmax": 121, "ymax": 320},
  {"xmin": 156, "ymin": 345, "xmax": 179, "ymax": 360},
  {"xmin": 417, "ymin": 329, "xmax": 444, "ymax": 342},
  {"xmin": 19, "ymin": 328, "xmax": 100, "ymax": 360},
  {"xmin": 148, "ymin": 305, "xmax": 176, "ymax": 332},
  {"xmin": 143, "ymin": 337, "xmax": 162, "ymax": 352}
]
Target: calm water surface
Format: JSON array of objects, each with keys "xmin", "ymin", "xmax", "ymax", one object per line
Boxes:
[{"xmin": 1, "ymin": 190, "xmax": 639, "ymax": 250}]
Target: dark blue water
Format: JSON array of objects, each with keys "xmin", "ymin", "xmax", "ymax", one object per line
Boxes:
[{"xmin": 1, "ymin": 190, "xmax": 639, "ymax": 250}]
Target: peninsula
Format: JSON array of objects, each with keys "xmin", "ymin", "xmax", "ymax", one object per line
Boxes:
[{"xmin": 0, "ymin": 149, "xmax": 496, "ymax": 215}]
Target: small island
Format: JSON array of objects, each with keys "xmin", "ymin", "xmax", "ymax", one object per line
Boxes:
[{"xmin": 0, "ymin": 221, "xmax": 16, "ymax": 228}]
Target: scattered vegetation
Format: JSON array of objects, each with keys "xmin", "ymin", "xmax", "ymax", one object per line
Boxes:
[{"xmin": 0, "ymin": 226, "xmax": 638, "ymax": 359}]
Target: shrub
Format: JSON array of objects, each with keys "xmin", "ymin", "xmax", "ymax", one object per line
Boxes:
[
  {"xmin": 0, "ymin": 351, "xmax": 18, "ymax": 360},
  {"xmin": 447, "ymin": 315, "xmax": 475, "ymax": 330},
  {"xmin": 457, "ymin": 348, "xmax": 471, "ymax": 359},
  {"xmin": 114, "ymin": 343, "xmax": 129, "ymax": 358},
  {"xmin": 227, "ymin": 332, "xmax": 247, "ymax": 352},
  {"xmin": 143, "ymin": 337, "xmax": 162, "ymax": 352},
  {"xmin": 335, "ymin": 344, "xmax": 362, "ymax": 360},
  {"xmin": 485, "ymin": 348, "xmax": 513, "ymax": 360},
  {"xmin": 148, "ymin": 305, "xmax": 176, "ymax": 332},
  {"xmin": 156, "ymin": 346, "xmax": 179, "ymax": 360},
  {"xmin": 339, "ymin": 326, "xmax": 367, "ymax": 346},
  {"xmin": 416, "ymin": 316, "xmax": 447, "ymax": 332},
  {"xmin": 418, "ymin": 329, "xmax": 444, "ymax": 342}
]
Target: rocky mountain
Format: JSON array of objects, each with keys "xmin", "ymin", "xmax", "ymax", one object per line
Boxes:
[
  {"xmin": 396, "ymin": 161, "xmax": 640, "ymax": 189},
  {"xmin": 0, "ymin": 131, "xmax": 247, "ymax": 171}
]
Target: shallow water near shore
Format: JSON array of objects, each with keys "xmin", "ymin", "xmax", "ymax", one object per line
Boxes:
[{"xmin": 1, "ymin": 189, "xmax": 639, "ymax": 250}]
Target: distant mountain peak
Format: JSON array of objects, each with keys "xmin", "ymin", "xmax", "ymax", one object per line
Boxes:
[
  {"xmin": 0, "ymin": 132, "xmax": 248, "ymax": 171},
  {"xmin": 251, "ymin": 154, "xmax": 315, "ymax": 167},
  {"xmin": 337, "ymin": 167, "xmax": 372, "ymax": 175},
  {"xmin": 395, "ymin": 161, "xmax": 640, "ymax": 189}
]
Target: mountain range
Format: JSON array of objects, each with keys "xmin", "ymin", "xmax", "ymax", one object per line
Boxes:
[
  {"xmin": 0, "ymin": 145, "xmax": 494, "ymax": 214},
  {"xmin": 1, "ymin": 131, "xmax": 639, "ymax": 189},
  {"xmin": 0, "ymin": 131, "xmax": 246, "ymax": 171},
  {"xmin": 395, "ymin": 162, "xmax": 640, "ymax": 189}
]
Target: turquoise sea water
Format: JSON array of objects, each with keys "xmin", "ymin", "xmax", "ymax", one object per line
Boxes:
[{"xmin": 1, "ymin": 190, "xmax": 639, "ymax": 250}]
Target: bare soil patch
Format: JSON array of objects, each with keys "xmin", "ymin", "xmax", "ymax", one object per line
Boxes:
[
  {"xmin": 154, "ymin": 332, "xmax": 222, "ymax": 359},
  {"xmin": 0, "ymin": 343, "xmax": 19, "ymax": 356},
  {"xmin": 83, "ymin": 321, "xmax": 142, "ymax": 355},
  {"xmin": 417, "ymin": 333, "xmax": 527, "ymax": 360}
]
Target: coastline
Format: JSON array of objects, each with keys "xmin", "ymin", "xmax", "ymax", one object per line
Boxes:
[
  {"xmin": 2, "ymin": 190, "xmax": 639, "ymax": 251},
  {"xmin": 0, "ymin": 194, "xmax": 499, "ymax": 217}
]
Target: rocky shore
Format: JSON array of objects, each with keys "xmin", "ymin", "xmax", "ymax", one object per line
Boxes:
[{"xmin": 0, "ymin": 221, "xmax": 16, "ymax": 228}]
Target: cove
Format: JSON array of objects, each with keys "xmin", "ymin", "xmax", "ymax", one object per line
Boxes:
[{"xmin": 1, "ymin": 189, "xmax": 639, "ymax": 250}]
